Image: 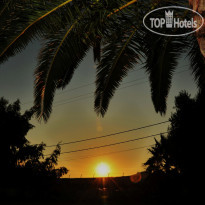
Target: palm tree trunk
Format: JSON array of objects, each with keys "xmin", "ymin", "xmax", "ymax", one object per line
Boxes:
[{"xmin": 189, "ymin": 0, "xmax": 205, "ymax": 56}]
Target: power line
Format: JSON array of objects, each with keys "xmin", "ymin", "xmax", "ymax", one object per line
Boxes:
[
  {"xmin": 55, "ymin": 75, "xmax": 147, "ymax": 105},
  {"xmin": 54, "ymin": 80, "xmax": 147, "ymax": 108},
  {"xmin": 46, "ymin": 121, "xmax": 169, "ymax": 148},
  {"xmin": 51, "ymin": 68, "xmax": 190, "ymax": 108},
  {"xmin": 60, "ymin": 144, "xmax": 154, "ymax": 162},
  {"xmin": 54, "ymin": 95, "xmax": 93, "ymax": 107},
  {"xmin": 23, "ymin": 75, "xmax": 146, "ymax": 106},
  {"xmin": 22, "ymin": 68, "xmax": 142, "ymax": 105},
  {"xmin": 57, "ymin": 68, "xmax": 142, "ymax": 95},
  {"xmin": 22, "ymin": 66, "xmax": 189, "ymax": 106},
  {"xmin": 55, "ymin": 92, "xmax": 93, "ymax": 104},
  {"xmin": 58, "ymin": 68, "xmax": 142, "ymax": 95},
  {"xmin": 45, "ymin": 132, "xmax": 167, "ymax": 156}
]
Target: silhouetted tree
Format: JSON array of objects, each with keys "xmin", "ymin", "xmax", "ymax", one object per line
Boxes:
[
  {"xmin": 0, "ymin": 98, "xmax": 34, "ymax": 171},
  {"xmin": 18, "ymin": 143, "xmax": 68, "ymax": 179},
  {"xmin": 144, "ymin": 135, "xmax": 172, "ymax": 174},
  {"xmin": 144, "ymin": 90, "xmax": 205, "ymax": 177},
  {"xmin": 0, "ymin": 97, "xmax": 68, "ymax": 179}
]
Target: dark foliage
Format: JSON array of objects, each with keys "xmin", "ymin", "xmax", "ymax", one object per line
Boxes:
[
  {"xmin": 142, "ymin": 90, "xmax": 205, "ymax": 203},
  {"xmin": 144, "ymin": 90, "xmax": 204, "ymax": 177},
  {"xmin": 0, "ymin": 97, "xmax": 68, "ymax": 181},
  {"xmin": 0, "ymin": 97, "xmax": 34, "ymax": 170}
]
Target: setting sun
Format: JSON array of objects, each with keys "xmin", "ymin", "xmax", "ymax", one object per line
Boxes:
[{"xmin": 96, "ymin": 162, "xmax": 110, "ymax": 177}]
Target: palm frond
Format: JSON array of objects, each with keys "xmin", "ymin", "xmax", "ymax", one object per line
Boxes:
[
  {"xmin": 107, "ymin": 0, "xmax": 138, "ymax": 17},
  {"xmin": 34, "ymin": 0, "xmax": 119, "ymax": 121},
  {"xmin": 93, "ymin": 36, "xmax": 102, "ymax": 63},
  {"xmin": 0, "ymin": 0, "xmax": 12, "ymax": 17},
  {"xmin": 34, "ymin": 8, "xmax": 94, "ymax": 121},
  {"xmin": 34, "ymin": 37, "xmax": 91, "ymax": 121},
  {"xmin": 143, "ymin": 34, "xmax": 188, "ymax": 115},
  {"xmin": 95, "ymin": 26, "xmax": 143, "ymax": 116},
  {"xmin": 188, "ymin": 35, "xmax": 205, "ymax": 89},
  {"xmin": 0, "ymin": 0, "xmax": 75, "ymax": 64}
]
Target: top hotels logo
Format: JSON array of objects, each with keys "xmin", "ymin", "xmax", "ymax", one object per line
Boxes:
[
  {"xmin": 143, "ymin": 6, "xmax": 204, "ymax": 36},
  {"xmin": 165, "ymin": 10, "xmax": 174, "ymax": 28}
]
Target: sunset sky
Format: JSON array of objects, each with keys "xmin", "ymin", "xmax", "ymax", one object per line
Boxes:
[{"xmin": 0, "ymin": 40, "xmax": 197, "ymax": 178}]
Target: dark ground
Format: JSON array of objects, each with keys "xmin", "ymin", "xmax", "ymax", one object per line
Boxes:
[{"xmin": 0, "ymin": 173, "xmax": 191, "ymax": 205}]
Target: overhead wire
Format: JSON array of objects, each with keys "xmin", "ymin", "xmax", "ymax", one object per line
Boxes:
[
  {"xmin": 59, "ymin": 144, "xmax": 155, "ymax": 162},
  {"xmin": 45, "ymin": 121, "xmax": 169, "ymax": 148},
  {"xmin": 45, "ymin": 131, "xmax": 167, "ymax": 156}
]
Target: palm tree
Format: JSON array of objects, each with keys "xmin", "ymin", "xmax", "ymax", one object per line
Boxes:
[{"xmin": 0, "ymin": 0, "xmax": 205, "ymax": 121}]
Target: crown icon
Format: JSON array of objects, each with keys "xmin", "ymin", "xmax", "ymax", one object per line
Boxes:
[
  {"xmin": 165, "ymin": 11, "xmax": 174, "ymax": 17},
  {"xmin": 165, "ymin": 10, "xmax": 174, "ymax": 28}
]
